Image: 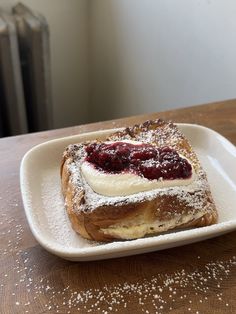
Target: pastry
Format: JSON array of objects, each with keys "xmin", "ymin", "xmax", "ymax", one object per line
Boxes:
[{"xmin": 61, "ymin": 119, "xmax": 218, "ymax": 242}]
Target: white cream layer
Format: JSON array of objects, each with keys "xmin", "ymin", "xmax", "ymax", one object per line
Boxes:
[
  {"xmin": 101, "ymin": 212, "xmax": 204, "ymax": 239},
  {"xmin": 81, "ymin": 144, "xmax": 195, "ymax": 197}
]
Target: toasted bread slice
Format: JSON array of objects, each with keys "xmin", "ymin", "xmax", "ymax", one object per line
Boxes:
[{"xmin": 61, "ymin": 119, "xmax": 217, "ymax": 242}]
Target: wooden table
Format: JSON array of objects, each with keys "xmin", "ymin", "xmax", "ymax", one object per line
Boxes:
[{"xmin": 1, "ymin": 99, "xmax": 236, "ymax": 314}]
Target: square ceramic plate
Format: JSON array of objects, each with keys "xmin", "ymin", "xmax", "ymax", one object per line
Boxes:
[{"xmin": 20, "ymin": 124, "xmax": 236, "ymax": 261}]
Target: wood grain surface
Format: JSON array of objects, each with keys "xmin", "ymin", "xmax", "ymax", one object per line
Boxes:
[{"xmin": 1, "ymin": 99, "xmax": 236, "ymax": 314}]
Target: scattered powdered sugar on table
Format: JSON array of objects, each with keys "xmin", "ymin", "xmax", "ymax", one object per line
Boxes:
[{"xmin": 1, "ymin": 223, "xmax": 235, "ymax": 314}]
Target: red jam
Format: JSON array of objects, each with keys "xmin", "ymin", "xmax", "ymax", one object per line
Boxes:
[{"xmin": 85, "ymin": 142, "xmax": 192, "ymax": 180}]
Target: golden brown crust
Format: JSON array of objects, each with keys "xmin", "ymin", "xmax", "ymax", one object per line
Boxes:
[{"xmin": 61, "ymin": 119, "xmax": 218, "ymax": 242}]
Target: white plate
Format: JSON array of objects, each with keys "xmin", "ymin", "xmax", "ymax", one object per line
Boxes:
[{"xmin": 20, "ymin": 124, "xmax": 236, "ymax": 261}]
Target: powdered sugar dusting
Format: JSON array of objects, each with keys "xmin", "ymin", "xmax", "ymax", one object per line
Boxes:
[
  {"xmin": 71, "ymin": 160, "xmax": 210, "ymax": 213},
  {"xmin": 39, "ymin": 168, "xmax": 98, "ymax": 248}
]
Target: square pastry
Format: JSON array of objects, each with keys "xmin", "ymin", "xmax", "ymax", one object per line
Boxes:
[{"xmin": 61, "ymin": 119, "xmax": 218, "ymax": 242}]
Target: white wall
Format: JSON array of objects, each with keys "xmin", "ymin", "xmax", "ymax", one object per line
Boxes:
[
  {"xmin": 1, "ymin": 1, "xmax": 236, "ymax": 127},
  {"xmin": 0, "ymin": 0, "xmax": 89, "ymax": 128},
  {"xmin": 89, "ymin": 0, "xmax": 236, "ymax": 121}
]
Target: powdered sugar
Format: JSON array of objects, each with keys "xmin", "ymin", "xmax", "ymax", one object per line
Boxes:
[{"xmin": 39, "ymin": 169, "xmax": 98, "ymax": 248}]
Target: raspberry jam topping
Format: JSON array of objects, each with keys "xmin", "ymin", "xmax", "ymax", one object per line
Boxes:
[{"xmin": 85, "ymin": 142, "xmax": 192, "ymax": 180}]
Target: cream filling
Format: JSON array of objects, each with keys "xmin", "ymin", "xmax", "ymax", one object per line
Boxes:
[
  {"xmin": 81, "ymin": 162, "xmax": 194, "ymax": 197},
  {"xmin": 101, "ymin": 212, "xmax": 204, "ymax": 239},
  {"xmin": 81, "ymin": 152, "xmax": 195, "ymax": 197}
]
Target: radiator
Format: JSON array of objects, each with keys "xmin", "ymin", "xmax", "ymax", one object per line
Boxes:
[{"xmin": 0, "ymin": 3, "xmax": 53, "ymax": 137}]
